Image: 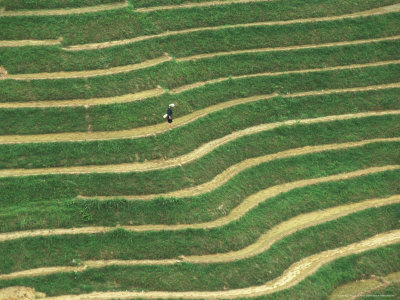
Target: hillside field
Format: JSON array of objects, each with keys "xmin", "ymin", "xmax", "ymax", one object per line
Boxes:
[{"xmin": 0, "ymin": 0, "xmax": 399, "ymax": 299}]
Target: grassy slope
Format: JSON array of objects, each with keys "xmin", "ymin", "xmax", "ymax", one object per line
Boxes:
[
  {"xmin": 1, "ymin": 87, "xmax": 399, "ymax": 168},
  {"xmin": 0, "ymin": 204, "xmax": 398, "ymax": 296},
  {"xmin": 1, "ymin": 13, "xmax": 399, "ymax": 74},
  {"xmin": 1, "ymin": 159, "xmax": 399, "ymax": 230},
  {"xmin": 0, "ymin": 72, "xmax": 398, "ymax": 135},
  {"xmin": 0, "ymin": 0, "xmax": 396, "ymax": 44},
  {"xmin": 1, "ymin": 43, "xmax": 400, "ymax": 102},
  {"xmin": 1, "ymin": 137, "xmax": 399, "ymax": 201},
  {"xmin": 0, "ymin": 0, "xmax": 399, "ymax": 297}
]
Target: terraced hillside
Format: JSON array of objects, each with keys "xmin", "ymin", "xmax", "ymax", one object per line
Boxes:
[{"xmin": 0, "ymin": 0, "xmax": 400, "ymax": 299}]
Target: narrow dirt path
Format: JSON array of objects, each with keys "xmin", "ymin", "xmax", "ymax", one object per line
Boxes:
[
  {"xmin": 77, "ymin": 138, "xmax": 400, "ymax": 200},
  {"xmin": 329, "ymin": 271, "xmax": 400, "ymax": 299},
  {"xmin": 0, "ymin": 165, "xmax": 398, "ymax": 243},
  {"xmin": 3, "ymin": 55, "xmax": 171, "ymax": 80},
  {"xmin": 1, "ymin": 63, "xmax": 398, "ymax": 109},
  {"xmin": 38, "ymin": 231, "xmax": 400, "ymax": 299},
  {"xmin": 3, "ymin": 35, "xmax": 399, "ymax": 82},
  {"xmin": 63, "ymin": 4, "xmax": 400, "ymax": 51},
  {"xmin": 170, "ymin": 60, "xmax": 400, "ymax": 94},
  {"xmin": 0, "ymin": 1, "xmax": 128, "ymax": 17},
  {"xmin": 0, "ymin": 38, "xmax": 61, "ymax": 47},
  {"xmin": 135, "ymin": 0, "xmax": 274, "ymax": 13},
  {"xmin": 1, "ymin": 195, "xmax": 398, "ymax": 281}
]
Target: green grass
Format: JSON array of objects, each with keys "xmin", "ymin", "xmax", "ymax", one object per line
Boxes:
[
  {"xmin": 1, "ymin": 40, "xmax": 400, "ymax": 102},
  {"xmin": 1, "ymin": 153, "xmax": 399, "ymax": 231},
  {"xmin": 0, "ymin": 0, "xmax": 396, "ymax": 45},
  {"xmin": 0, "ymin": 106, "xmax": 87, "ymax": 134},
  {"xmin": 1, "ymin": 0, "xmax": 399, "ymax": 297},
  {"xmin": 0, "ymin": 129, "xmax": 399, "ymax": 201},
  {"xmin": 1, "ymin": 75, "xmax": 397, "ymax": 135},
  {"xmin": 1, "ymin": 85, "xmax": 399, "ymax": 168},
  {"xmin": 141, "ymin": 0, "xmax": 399, "ymax": 32},
  {"xmin": 1, "ymin": 12, "xmax": 399, "ymax": 74},
  {"xmin": 0, "ymin": 203, "xmax": 398, "ymax": 296},
  {"xmin": 0, "ymin": 40, "xmax": 399, "ymax": 135},
  {"xmin": 0, "ymin": 0, "xmax": 125, "ymax": 10}
]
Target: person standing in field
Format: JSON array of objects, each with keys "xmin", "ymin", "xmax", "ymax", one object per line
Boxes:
[{"xmin": 167, "ymin": 103, "xmax": 174, "ymax": 129}]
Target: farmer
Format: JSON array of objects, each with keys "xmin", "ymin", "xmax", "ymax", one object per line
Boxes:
[{"xmin": 167, "ymin": 103, "xmax": 174, "ymax": 129}]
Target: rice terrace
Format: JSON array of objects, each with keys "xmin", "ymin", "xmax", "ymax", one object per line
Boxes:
[{"xmin": 0, "ymin": 0, "xmax": 400, "ymax": 299}]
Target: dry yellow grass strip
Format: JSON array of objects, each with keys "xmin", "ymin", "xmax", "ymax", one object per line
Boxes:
[
  {"xmin": 0, "ymin": 1, "xmax": 129, "ymax": 17},
  {"xmin": 77, "ymin": 138, "xmax": 400, "ymax": 200},
  {"xmin": 0, "ymin": 165, "xmax": 398, "ymax": 243},
  {"xmin": 178, "ymin": 35, "xmax": 400, "ymax": 62},
  {"xmin": 0, "ymin": 286, "xmax": 45, "ymax": 299},
  {"xmin": 136, "ymin": 0, "xmax": 273, "ymax": 13},
  {"xmin": 39, "ymin": 230, "xmax": 400, "ymax": 299},
  {"xmin": 3, "ymin": 55, "xmax": 171, "ymax": 80},
  {"xmin": 4, "ymin": 36, "xmax": 399, "ymax": 83},
  {"xmin": 63, "ymin": 4, "xmax": 400, "ymax": 51},
  {"xmin": 0, "ymin": 38, "xmax": 61, "ymax": 47},
  {"xmin": 170, "ymin": 60, "xmax": 400, "ymax": 94},
  {"xmin": 1, "ymin": 195, "xmax": 398, "ymax": 280},
  {"xmin": 329, "ymin": 271, "xmax": 400, "ymax": 300}
]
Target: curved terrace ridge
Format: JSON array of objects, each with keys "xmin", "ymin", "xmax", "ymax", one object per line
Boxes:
[
  {"xmin": 170, "ymin": 60, "xmax": 400, "ymax": 94},
  {"xmin": 63, "ymin": 4, "xmax": 400, "ymax": 51},
  {"xmin": 0, "ymin": 108, "xmax": 398, "ymax": 145},
  {"xmin": 0, "ymin": 1, "xmax": 129, "ymax": 17},
  {"xmin": 76, "ymin": 138, "xmax": 400, "ymax": 199},
  {"xmin": 25, "ymin": 230, "xmax": 400, "ymax": 299},
  {"xmin": 0, "ymin": 165, "xmax": 398, "ymax": 242},
  {"xmin": 0, "ymin": 60, "xmax": 400, "ymax": 108},
  {"xmin": 1, "ymin": 195, "xmax": 398, "ymax": 280},
  {"xmin": 2, "ymin": 35, "xmax": 399, "ymax": 81},
  {"xmin": 0, "ymin": 56, "xmax": 172, "ymax": 80}
]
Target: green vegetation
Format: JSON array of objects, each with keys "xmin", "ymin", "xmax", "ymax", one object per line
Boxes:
[
  {"xmin": 0, "ymin": 0, "xmax": 398, "ymax": 297},
  {"xmin": 0, "ymin": 0, "xmax": 396, "ymax": 45},
  {"xmin": 0, "ymin": 204, "xmax": 398, "ymax": 296},
  {"xmin": 1, "ymin": 155, "xmax": 399, "ymax": 231},
  {"xmin": 1, "ymin": 88, "xmax": 399, "ymax": 168},
  {"xmin": 0, "ymin": 106, "xmax": 87, "ymax": 134},
  {"xmin": 1, "ymin": 12, "xmax": 399, "ymax": 74},
  {"xmin": 1, "ymin": 41, "xmax": 400, "ymax": 102},
  {"xmin": 0, "ymin": 0, "xmax": 124, "ymax": 10},
  {"xmin": 0, "ymin": 72, "xmax": 398, "ymax": 135},
  {"xmin": 1, "ymin": 136, "xmax": 399, "ymax": 202}
]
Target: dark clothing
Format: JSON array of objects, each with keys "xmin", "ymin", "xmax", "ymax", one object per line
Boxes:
[{"xmin": 167, "ymin": 107, "xmax": 173, "ymax": 123}]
